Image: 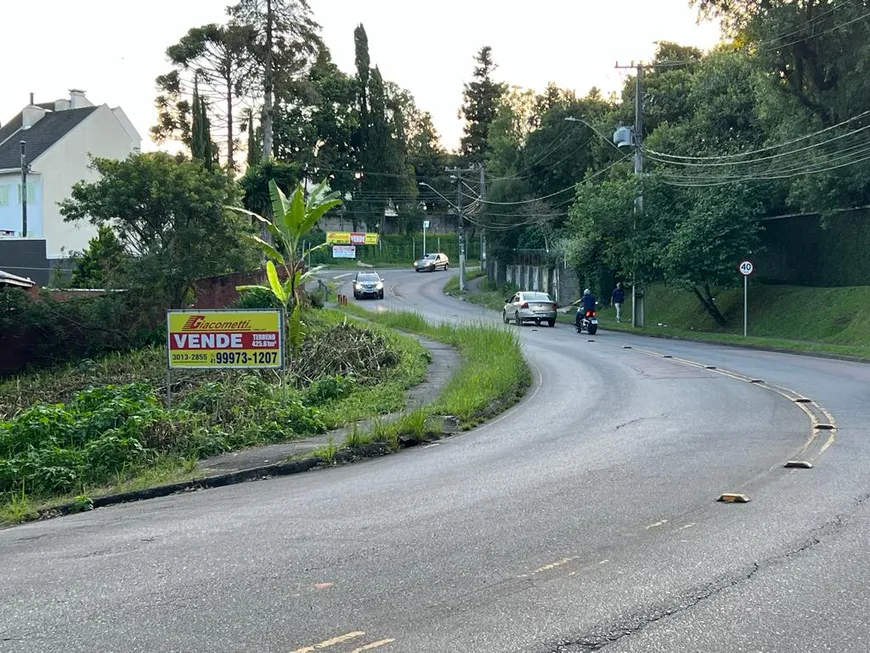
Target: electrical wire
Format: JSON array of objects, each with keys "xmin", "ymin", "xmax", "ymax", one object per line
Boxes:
[
  {"xmin": 645, "ymin": 122, "xmax": 870, "ymax": 168},
  {"xmin": 758, "ymin": 7, "xmax": 870, "ymax": 52},
  {"xmin": 752, "ymin": 1, "xmax": 850, "ymax": 49},
  {"xmin": 644, "ymin": 109, "xmax": 870, "ymax": 161}
]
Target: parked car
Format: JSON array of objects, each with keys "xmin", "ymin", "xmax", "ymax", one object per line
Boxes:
[
  {"xmin": 413, "ymin": 252, "xmax": 449, "ymax": 272},
  {"xmin": 503, "ymin": 291, "xmax": 558, "ymax": 327},
  {"xmin": 353, "ymin": 271, "xmax": 385, "ymax": 300}
]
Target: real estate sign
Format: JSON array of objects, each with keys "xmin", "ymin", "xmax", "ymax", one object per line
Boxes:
[
  {"xmin": 326, "ymin": 232, "xmax": 379, "ymax": 245},
  {"xmin": 166, "ymin": 310, "xmax": 283, "ymax": 369},
  {"xmin": 332, "ymin": 245, "xmax": 356, "ymax": 259}
]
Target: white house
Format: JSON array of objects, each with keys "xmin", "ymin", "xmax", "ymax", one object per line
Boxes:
[{"xmin": 0, "ymin": 90, "xmax": 141, "ymax": 260}]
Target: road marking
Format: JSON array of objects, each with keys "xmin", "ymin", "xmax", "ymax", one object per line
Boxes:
[
  {"xmin": 677, "ymin": 523, "xmax": 695, "ymax": 531},
  {"xmin": 312, "ymin": 582, "xmax": 334, "ymax": 590},
  {"xmin": 290, "ymin": 631, "xmax": 365, "ymax": 652},
  {"xmin": 599, "ymin": 559, "xmax": 609, "ymax": 564},
  {"xmin": 628, "ymin": 345, "xmax": 838, "ymax": 461},
  {"xmin": 645, "ymin": 519, "xmax": 669, "ymax": 530},
  {"xmin": 527, "ymin": 556, "xmax": 580, "ymax": 576},
  {"xmin": 350, "ymin": 640, "xmax": 395, "ymax": 652},
  {"xmin": 332, "ymin": 273, "xmax": 353, "ymax": 280}
]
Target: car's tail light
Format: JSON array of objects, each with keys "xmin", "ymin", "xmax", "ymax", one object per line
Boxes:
[{"xmin": 520, "ymin": 302, "xmax": 529, "ymax": 309}]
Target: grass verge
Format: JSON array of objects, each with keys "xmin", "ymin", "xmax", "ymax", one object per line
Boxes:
[{"xmin": 340, "ymin": 303, "xmax": 531, "ymax": 428}]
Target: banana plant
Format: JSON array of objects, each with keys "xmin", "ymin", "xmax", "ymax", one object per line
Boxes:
[{"xmin": 229, "ymin": 179, "xmax": 341, "ymax": 351}]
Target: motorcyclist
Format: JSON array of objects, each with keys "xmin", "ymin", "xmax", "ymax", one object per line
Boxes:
[{"xmin": 574, "ymin": 289, "xmax": 597, "ymax": 328}]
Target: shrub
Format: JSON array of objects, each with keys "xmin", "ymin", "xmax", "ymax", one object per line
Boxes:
[{"xmin": 0, "ymin": 288, "xmax": 163, "ymax": 377}]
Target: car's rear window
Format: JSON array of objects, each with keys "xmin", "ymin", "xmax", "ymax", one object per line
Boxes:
[{"xmin": 523, "ymin": 292, "xmax": 552, "ymax": 301}]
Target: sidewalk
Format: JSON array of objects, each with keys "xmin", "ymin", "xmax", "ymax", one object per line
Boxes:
[{"xmin": 196, "ymin": 336, "xmax": 459, "ymax": 476}]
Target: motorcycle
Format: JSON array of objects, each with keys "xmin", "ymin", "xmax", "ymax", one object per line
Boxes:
[{"xmin": 575, "ymin": 309, "xmax": 598, "ymax": 335}]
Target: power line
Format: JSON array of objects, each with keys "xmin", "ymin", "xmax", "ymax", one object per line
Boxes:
[
  {"xmin": 645, "ymin": 121, "xmax": 870, "ymax": 168},
  {"xmin": 645, "ymin": 109, "xmax": 870, "ymax": 161}
]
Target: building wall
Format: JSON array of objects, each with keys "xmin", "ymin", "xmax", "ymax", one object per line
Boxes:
[
  {"xmin": 34, "ymin": 104, "xmax": 140, "ymax": 258},
  {"xmin": 0, "ymin": 172, "xmax": 43, "ymax": 238}
]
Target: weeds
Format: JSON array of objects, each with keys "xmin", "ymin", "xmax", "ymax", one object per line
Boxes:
[{"xmin": 313, "ymin": 438, "xmax": 338, "ymax": 464}]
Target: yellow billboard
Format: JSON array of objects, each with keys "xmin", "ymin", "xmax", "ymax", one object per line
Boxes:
[
  {"xmin": 166, "ymin": 310, "xmax": 283, "ymax": 369},
  {"xmin": 326, "ymin": 232, "xmax": 379, "ymax": 245}
]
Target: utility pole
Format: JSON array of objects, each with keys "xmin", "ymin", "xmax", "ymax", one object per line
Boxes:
[
  {"xmin": 19, "ymin": 141, "xmax": 28, "ymax": 238},
  {"xmin": 615, "ymin": 61, "xmax": 646, "ymax": 327},
  {"xmin": 261, "ymin": 0, "xmax": 274, "ymax": 160},
  {"xmin": 479, "ymin": 163, "xmax": 487, "ymax": 272},
  {"xmin": 446, "ymin": 165, "xmax": 477, "ymax": 291}
]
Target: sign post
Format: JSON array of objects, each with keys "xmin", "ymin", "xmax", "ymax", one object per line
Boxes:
[
  {"xmin": 422, "ymin": 220, "xmax": 429, "ymax": 258},
  {"xmin": 739, "ymin": 260, "xmax": 754, "ymax": 337}
]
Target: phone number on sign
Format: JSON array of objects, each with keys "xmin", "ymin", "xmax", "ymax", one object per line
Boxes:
[{"xmin": 171, "ymin": 351, "xmax": 280, "ymax": 365}]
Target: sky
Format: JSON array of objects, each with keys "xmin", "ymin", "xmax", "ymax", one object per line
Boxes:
[{"xmin": 1, "ymin": 0, "xmax": 723, "ymax": 153}]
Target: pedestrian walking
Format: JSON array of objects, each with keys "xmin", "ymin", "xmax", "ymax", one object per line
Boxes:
[{"xmin": 612, "ymin": 283, "xmax": 625, "ymax": 323}]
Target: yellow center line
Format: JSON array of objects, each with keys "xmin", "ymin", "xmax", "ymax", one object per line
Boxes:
[
  {"xmin": 290, "ymin": 631, "xmax": 366, "ymax": 653},
  {"xmin": 350, "ymin": 639, "xmax": 396, "ymax": 652}
]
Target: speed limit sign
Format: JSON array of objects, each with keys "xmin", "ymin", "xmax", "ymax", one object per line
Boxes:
[{"xmin": 739, "ymin": 260, "xmax": 754, "ymax": 276}]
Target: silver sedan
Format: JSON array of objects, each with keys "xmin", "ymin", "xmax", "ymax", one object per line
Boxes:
[{"xmin": 503, "ymin": 291, "xmax": 558, "ymax": 327}]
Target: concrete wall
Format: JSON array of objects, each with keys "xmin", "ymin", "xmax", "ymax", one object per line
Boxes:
[
  {"xmin": 0, "ymin": 238, "xmax": 51, "ymax": 285},
  {"xmin": 486, "ymin": 259, "xmax": 580, "ymax": 305}
]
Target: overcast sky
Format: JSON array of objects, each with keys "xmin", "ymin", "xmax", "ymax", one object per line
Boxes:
[{"xmin": 2, "ymin": 0, "xmax": 722, "ymax": 152}]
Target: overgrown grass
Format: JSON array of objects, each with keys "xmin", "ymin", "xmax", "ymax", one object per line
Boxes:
[{"xmin": 0, "ymin": 307, "xmax": 428, "ymax": 524}]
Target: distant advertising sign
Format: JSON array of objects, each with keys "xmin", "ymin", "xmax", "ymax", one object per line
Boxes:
[
  {"xmin": 326, "ymin": 231, "xmax": 379, "ymax": 245},
  {"xmin": 332, "ymin": 245, "xmax": 357, "ymax": 259},
  {"xmin": 166, "ymin": 310, "xmax": 283, "ymax": 369}
]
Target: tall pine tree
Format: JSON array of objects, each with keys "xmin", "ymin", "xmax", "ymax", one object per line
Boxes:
[{"xmin": 459, "ymin": 46, "xmax": 506, "ymax": 164}]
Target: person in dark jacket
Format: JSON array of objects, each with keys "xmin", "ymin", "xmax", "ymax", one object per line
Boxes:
[
  {"xmin": 574, "ymin": 289, "xmax": 596, "ymax": 327},
  {"xmin": 611, "ymin": 283, "xmax": 625, "ymax": 323}
]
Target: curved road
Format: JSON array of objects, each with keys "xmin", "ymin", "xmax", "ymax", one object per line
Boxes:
[{"xmin": 2, "ymin": 269, "xmax": 870, "ymax": 653}]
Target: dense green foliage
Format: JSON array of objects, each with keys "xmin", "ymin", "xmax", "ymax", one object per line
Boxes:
[
  {"xmin": 59, "ymin": 152, "xmax": 256, "ymax": 308},
  {"xmin": 0, "ymin": 289, "xmax": 163, "ymax": 377}
]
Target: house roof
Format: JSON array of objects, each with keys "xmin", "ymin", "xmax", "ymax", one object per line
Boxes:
[
  {"xmin": 0, "ymin": 106, "xmax": 98, "ymax": 169},
  {"xmin": 0, "ymin": 103, "xmax": 55, "ymax": 146},
  {"xmin": 0, "ymin": 269, "xmax": 36, "ymax": 288}
]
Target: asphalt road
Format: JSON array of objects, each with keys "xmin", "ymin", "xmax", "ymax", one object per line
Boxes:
[{"xmin": 3, "ymin": 268, "xmax": 869, "ymax": 653}]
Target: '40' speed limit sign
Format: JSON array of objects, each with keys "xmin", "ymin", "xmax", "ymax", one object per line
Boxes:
[{"xmin": 739, "ymin": 260, "xmax": 754, "ymax": 276}]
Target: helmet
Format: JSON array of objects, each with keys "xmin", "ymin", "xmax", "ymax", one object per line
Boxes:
[{"xmin": 583, "ymin": 289, "xmax": 590, "ymax": 296}]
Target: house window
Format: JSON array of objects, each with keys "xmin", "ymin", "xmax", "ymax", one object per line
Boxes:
[
  {"xmin": 0, "ymin": 186, "xmax": 8, "ymax": 206},
  {"xmin": 17, "ymin": 184, "xmax": 36, "ymax": 204}
]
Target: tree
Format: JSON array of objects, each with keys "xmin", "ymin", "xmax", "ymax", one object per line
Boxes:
[
  {"xmin": 68, "ymin": 225, "xmax": 128, "ymax": 289},
  {"xmin": 272, "ymin": 45, "xmax": 358, "ymax": 197},
  {"xmin": 190, "ymin": 78, "xmax": 216, "ymax": 168},
  {"xmin": 229, "ymin": 0, "xmax": 321, "ymax": 160},
  {"xmin": 59, "ymin": 153, "xmax": 255, "ymax": 308},
  {"xmin": 459, "ymin": 46, "xmax": 507, "ymax": 164},
  {"xmin": 230, "ymin": 179, "xmax": 341, "ymax": 350},
  {"xmin": 152, "ymin": 23, "xmax": 255, "ymax": 169}
]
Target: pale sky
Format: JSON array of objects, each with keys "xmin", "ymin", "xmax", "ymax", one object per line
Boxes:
[{"xmin": 1, "ymin": 0, "xmax": 722, "ymax": 152}]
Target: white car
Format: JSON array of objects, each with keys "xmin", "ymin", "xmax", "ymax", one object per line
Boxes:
[
  {"xmin": 413, "ymin": 253, "xmax": 449, "ymax": 272},
  {"xmin": 503, "ymin": 291, "xmax": 558, "ymax": 327}
]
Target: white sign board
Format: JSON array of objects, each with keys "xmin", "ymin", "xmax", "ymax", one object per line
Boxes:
[
  {"xmin": 739, "ymin": 260, "xmax": 754, "ymax": 276},
  {"xmin": 332, "ymin": 245, "xmax": 356, "ymax": 259},
  {"xmin": 423, "ymin": 220, "xmax": 430, "ymax": 229}
]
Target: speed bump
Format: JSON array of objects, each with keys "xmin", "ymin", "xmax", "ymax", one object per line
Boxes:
[
  {"xmin": 750, "ymin": 379, "xmax": 764, "ymax": 384},
  {"xmin": 704, "ymin": 365, "xmax": 716, "ymax": 369},
  {"xmin": 587, "ymin": 339, "xmax": 595, "ymax": 343},
  {"xmin": 717, "ymin": 493, "xmax": 750, "ymax": 503},
  {"xmin": 784, "ymin": 460, "xmax": 814, "ymax": 469}
]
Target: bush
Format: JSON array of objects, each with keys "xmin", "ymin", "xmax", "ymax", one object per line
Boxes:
[{"xmin": 0, "ymin": 288, "xmax": 163, "ymax": 377}]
